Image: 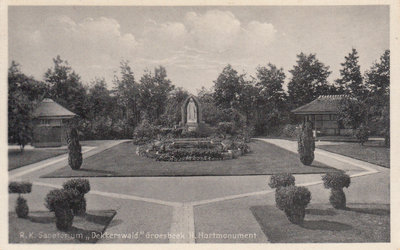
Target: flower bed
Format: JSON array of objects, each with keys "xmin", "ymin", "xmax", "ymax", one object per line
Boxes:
[{"xmin": 137, "ymin": 138, "xmax": 249, "ymax": 162}]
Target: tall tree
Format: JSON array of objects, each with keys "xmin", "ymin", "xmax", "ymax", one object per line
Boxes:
[
  {"xmin": 160, "ymin": 87, "xmax": 190, "ymax": 127},
  {"xmin": 138, "ymin": 66, "xmax": 174, "ymax": 123},
  {"xmin": 365, "ymin": 50, "xmax": 390, "ymax": 146},
  {"xmin": 213, "ymin": 65, "xmax": 246, "ymax": 110},
  {"xmin": 288, "ymin": 53, "xmax": 331, "ymax": 108},
  {"xmin": 113, "ymin": 60, "xmax": 140, "ymax": 137},
  {"xmin": 8, "ymin": 61, "xmax": 47, "ymax": 151},
  {"xmin": 254, "ymin": 63, "xmax": 287, "ymax": 134},
  {"xmin": 44, "ymin": 56, "xmax": 87, "ymax": 118},
  {"xmin": 336, "ymin": 48, "xmax": 366, "ymax": 99}
]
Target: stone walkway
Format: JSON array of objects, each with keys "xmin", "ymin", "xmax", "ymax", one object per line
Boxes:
[{"xmin": 8, "ymin": 139, "xmax": 389, "ymax": 243}]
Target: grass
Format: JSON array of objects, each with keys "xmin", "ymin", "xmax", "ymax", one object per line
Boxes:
[
  {"xmin": 8, "ymin": 148, "xmax": 68, "ymax": 170},
  {"xmin": 9, "ymin": 210, "xmax": 116, "ymax": 243},
  {"xmin": 317, "ymin": 140, "xmax": 389, "ymax": 168},
  {"xmin": 42, "ymin": 140, "xmax": 338, "ymax": 178},
  {"xmin": 251, "ymin": 203, "xmax": 390, "ymax": 243}
]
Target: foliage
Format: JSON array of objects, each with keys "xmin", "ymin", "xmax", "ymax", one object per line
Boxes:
[
  {"xmin": 217, "ymin": 122, "xmax": 237, "ymax": 136},
  {"xmin": 44, "ymin": 56, "xmax": 87, "ymax": 119},
  {"xmin": 44, "ymin": 188, "xmax": 81, "ymax": 212},
  {"xmin": 268, "ymin": 173, "xmax": 295, "ymax": 189},
  {"xmin": 54, "ymin": 205, "xmax": 74, "ymax": 231},
  {"xmin": 9, "ymin": 182, "xmax": 32, "ymax": 194},
  {"xmin": 288, "ymin": 53, "xmax": 332, "ymax": 109},
  {"xmin": 322, "ymin": 172, "xmax": 351, "ymax": 190},
  {"xmin": 337, "ymin": 98, "xmax": 367, "ymax": 130},
  {"xmin": 297, "ymin": 121, "xmax": 315, "ymax": 166},
  {"xmin": 275, "ymin": 185, "xmax": 311, "ymax": 224},
  {"xmin": 67, "ymin": 128, "xmax": 83, "ymax": 170},
  {"xmin": 336, "ymin": 48, "xmax": 366, "ymax": 99},
  {"xmin": 138, "ymin": 66, "xmax": 175, "ymax": 123},
  {"xmin": 159, "ymin": 88, "xmax": 190, "ymax": 127},
  {"xmin": 15, "ymin": 196, "xmax": 29, "ymax": 218},
  {"xmin": 62, "ymin": 179, "xmax": 90, "ymax": 195},
  {"xmin": 8, "ymin": 62, "xmax": 47, "ymax": 151},
  {"xmin": 132, "ymin": 117, "xmax": 161, "ymax": 144},
  {"xmin": 355, "ymin": 124, "xmax": 369, "ymax": 145},
  {"xmin": 329, "ymin": 189, "xmax": 347, "ymax": 209}
]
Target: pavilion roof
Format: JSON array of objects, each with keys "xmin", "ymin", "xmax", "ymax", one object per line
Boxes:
[
  {"xmin": 32, "ymin": 98, "xmax": 76, "ymax": 118},
  {"xmin": 291, "ymin": 95, "xmax": 350, "ymax": 114}
]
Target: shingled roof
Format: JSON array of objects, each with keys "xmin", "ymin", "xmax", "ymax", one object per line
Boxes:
[
  {"xmin": 32, "ymin": 98, "xmax": 76, "ymax": 118},
  {"xmin": 291, "ymin": 95, "xmax": 349, "ymax": 114}
]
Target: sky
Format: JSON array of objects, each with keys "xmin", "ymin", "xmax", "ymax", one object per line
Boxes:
[{"xmin": 8, "ymin": 5, "xmax": 389, "ymax": 94}]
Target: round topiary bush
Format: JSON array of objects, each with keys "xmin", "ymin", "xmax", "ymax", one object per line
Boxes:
[
  {"xmin": 45, "ymin": 189, "xmax": 80, "ymax": 231},
  {"xmin": 15, "ymin": 196, "xmax": 29, "ymax": 218},
  {"xmin": 67, "ymin": 128, "xmax": 83, "ymax": 170},
  {"xmin": 355, "ymin": 124, "xmax": 369, "ymax": 146},
  {"xmin": 268, "ymin": 173, "xmax": 295, "ymax": 190},
  {"xmin": 62, "ymin": 179, "xmax": 90, "ymax": 216},
  {"xmin": 322, "ymin": 172, "xmax": 351, "ymax": 209},
  {"xmin": 297, "ymin": 121, "xmax": 315, "ymax": 166},
  {"xmin": 275, "ymin": 185, "xmax": 311, "ymax": 224},
  {"xmin": 9, "ymin": 182, "xmax": 32, "ymax": 218}
]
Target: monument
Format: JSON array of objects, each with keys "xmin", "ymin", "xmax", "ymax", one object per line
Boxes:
[{"xmin": 181, "ymin": 95, "xmax": 202, "ymax": 131}]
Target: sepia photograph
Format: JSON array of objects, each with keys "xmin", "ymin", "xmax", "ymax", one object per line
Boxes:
[{"xmin": 4, "ymin": 1, "xmax": 397, "ymax": 247}]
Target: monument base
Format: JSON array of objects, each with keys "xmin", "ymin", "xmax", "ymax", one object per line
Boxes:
[{"xmin": 186, "ymin": 122, "xmax": 198, "ymax": 132}]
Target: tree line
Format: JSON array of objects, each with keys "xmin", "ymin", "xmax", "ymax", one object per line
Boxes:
[{"xmin": 8, "ymin": 48, "xmax": 389, "ymax": 149}]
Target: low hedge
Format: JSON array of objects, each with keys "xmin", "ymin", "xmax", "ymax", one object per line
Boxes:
[{"xmin": 9, "ymin": 182, "xmax": 32, "ymax": 194}]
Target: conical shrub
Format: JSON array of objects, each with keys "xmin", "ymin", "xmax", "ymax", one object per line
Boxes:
[
  {"xmin": 67, "ymin": 128, "xmax": 82, "ymax": 170},
  {"xmin": 297, "ymin": 121, "xmax": 315, "ymax": 166}
]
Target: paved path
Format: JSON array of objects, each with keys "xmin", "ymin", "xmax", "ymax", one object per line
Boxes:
[{"xmin": 8, "ymin": 139, "xmax": 389, "ymax": 243}]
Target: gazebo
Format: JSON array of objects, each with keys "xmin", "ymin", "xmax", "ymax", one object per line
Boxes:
[
  {"xmin": 291, "ymin": 95, "xmax": 353, "ymax": 137},
  {"xmin": 32, "ymin": 98, "xmax": 76, "ymax": 147}
]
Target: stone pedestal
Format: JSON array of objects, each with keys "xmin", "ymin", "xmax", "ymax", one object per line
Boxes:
[{"xmin": 187, "ymin": 122, "xmax": 198, "ymax": 132}]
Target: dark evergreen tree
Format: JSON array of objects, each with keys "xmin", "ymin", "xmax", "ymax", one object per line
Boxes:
[
  {"xmin": 288, "ymin": 53, "xmax": 331, "ymax": 108},
  {"xmin": 336, "ymin": 48, "xmax": 366, "ymax": 99},
  {"xmin": 67, "ymin": 128, "xmax": 82, "ymax": 170},
  {"xmin": 297, "ymin": 121, "xmax": 315, "ymax": 166}
]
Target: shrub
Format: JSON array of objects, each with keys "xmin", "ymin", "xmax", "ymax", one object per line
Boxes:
[
  {"xmin": 217, "ymin": 122, "xmax": 237, "ymax": 136},
  {"xmin": 62, "ymin": 179, "xmax": 90, "ymax": 216},
  {"xmin": 297, "ymin": 121, "xmax": 315, "ymax": 166},
  {"xmin": 275, "ymin": 185, "xmax": 311, "ymax": 224},
  {"xmin": 9, "ymin": 182, "xmax": 32, "ymax": 194},
  {"xmin": 132, "ymin": 118, "xmax": 160, "ymax": 145},
  {"xmin": 62, "ymin": 179, "xmax": 90, "ymax": 195},
  {"xmin": 355, "ymin": 124, "xmax": 369, "ymax": 146},
  {"xmin": 322, "ymin": 172, "xmax": 351, "ymax": 209},
  {"xmin": 268, "ymin": 173, "xmax": 295, "ymax": 189},
  {"xmin": 67, "ymin": 128, "xmax": 83, "ymax": 170},
  {"xmin": 9, "ymin": 182, "xmax": 32, "ymax": 218},
  {"xmin": 15, "ymin": 196, "xmax": 29, "ymax": 218},
  {"xmin": 44, "ymin": 189, "xmax": 80, "ymax": 231}
]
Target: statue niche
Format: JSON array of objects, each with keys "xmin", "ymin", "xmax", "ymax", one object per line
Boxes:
[{"xmin": 181, "ymin": 95, "xmax": 202, "ymax": 131}]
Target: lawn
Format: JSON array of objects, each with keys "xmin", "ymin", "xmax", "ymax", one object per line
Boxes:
[
  {"xmin": 42, "ymin": 140, "xmax": 338, "ymax": 178},
  {"xmin": 251, "ymin": 203, "xmax": 390, "ymax": 243},
  {"xmin": 317, "ymin": 140, "xmax": 389, "ymax": 168},
  {"xmin": 8, "ymin": 148, "xmax": 68, "ymax": 170},
  {"xmin": 9, "ymin": 210, "xmax": 116, "ymax": 243}
]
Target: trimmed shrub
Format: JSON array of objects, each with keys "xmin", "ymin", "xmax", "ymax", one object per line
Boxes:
[
  {"xmin": 67, "ymin": 128, "xmax": 83, "ymax": 170},
  {"xmin": 297, "ymin": 121, "xmax": 315, "ymax": 166},
  {"xmin": 217, "ymin": 122, "xmax": 237, "ymax": 136},
  {"xmin": 322, "ymin": 172, "xmax": 351, "ymax": 209},
  {"xmin": 268, "ymin": 173, "xmax": 295, "ymax": 190},
  {"xmin": 15, "ymin": 196, "xmax": 29, "ymax": 218},
  {"xmin": 9, "ymin": 182, "xmax": 32, "ymax": 194},
  {"xmin": 62, "ymin": 179, "xmax": 90, "ymax": 216},
  {"xmin": 44, "ymin": 189, "xmax": 80, "ymax": 231},
  {"xmin": 62, "ymin": 179, "xmax": 90, "ymax": 195},
  {"xmin": 9, "ymin": 182, "xmax": 32, "ymax": 218},
  {"xmin": 355, "ymin": 124, "xmax": 369, "ymax": 146},
  {"xmin": 275, "ymin": 185, "xmax": 311, "ymax": 224}
]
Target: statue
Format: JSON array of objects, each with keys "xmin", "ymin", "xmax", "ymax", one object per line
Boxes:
[{"xmin": 187, "ymin": 98, "xmax": 197, "ymax": 123}]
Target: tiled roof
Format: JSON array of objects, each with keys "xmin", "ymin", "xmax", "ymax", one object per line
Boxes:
[
  {"xmin": 32, "ymin": 98, "xmax": 76, "ymax": 118},
  {"xmin": 291, "ymin": 95, "xmax": 349, "ymax": 114}
]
